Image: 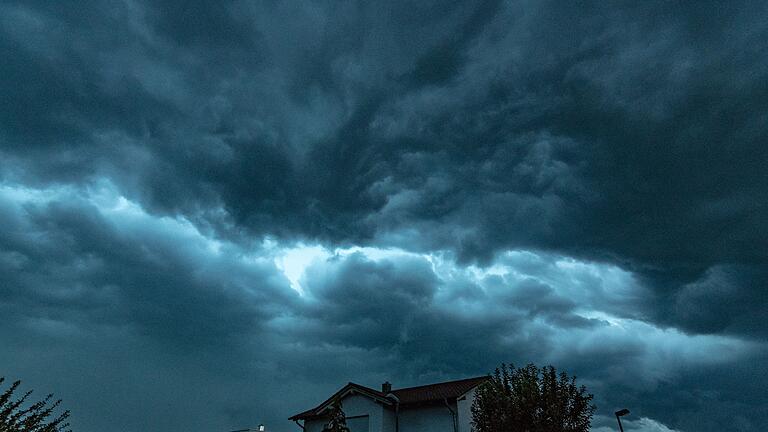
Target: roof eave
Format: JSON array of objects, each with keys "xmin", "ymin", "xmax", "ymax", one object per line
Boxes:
[{"xmin": 288, "ymin": 382, "xmax": 393, "ymax": 421}]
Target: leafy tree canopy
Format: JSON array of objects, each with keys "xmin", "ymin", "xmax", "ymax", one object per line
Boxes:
[{"xmin": 472, "ymin": 363, "xmax": 595, "ymax": 432}]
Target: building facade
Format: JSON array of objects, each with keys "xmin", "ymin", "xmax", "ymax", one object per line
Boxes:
[{"xmin": 289, "ymin": 377, "xmax": 487, "ymax": 432}]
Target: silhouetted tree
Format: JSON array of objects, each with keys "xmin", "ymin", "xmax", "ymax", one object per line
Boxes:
[
  {"xmin": 322, "ymin": 399, "xmax": 349, "ymax": 432},
  {"xmin": 0, "ymin": 377, "xmax": 70, "ymax": 432},
  {"xmin": 472, "ymin": 364, "xmax": 595, "ymax": 432}
]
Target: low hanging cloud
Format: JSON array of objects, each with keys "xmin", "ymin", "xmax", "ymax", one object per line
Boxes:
[
  {"xmin": 1, "ymin": 183, "xmax": 764, "ymax": 431},
  {"xmin": 592, "ymin": 416, "xmax": 681, "ymax": 432}
]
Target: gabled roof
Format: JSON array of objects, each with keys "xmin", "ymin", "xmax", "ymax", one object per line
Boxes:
[
  {"xmin": 288, "ymin": 382, "xmax": 393, "ymax": 421},
  {"xmin": 289, "ymin": 376, "xmax": 489, "ymax": 421},
  {"xmin": 389, "ymin": 376, "xmax": 488, "ymax": 405}
]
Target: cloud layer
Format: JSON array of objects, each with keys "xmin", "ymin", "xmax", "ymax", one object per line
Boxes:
[{"xmin": 1, "ymin": 1, "xmax": 766, "ymax": 431}]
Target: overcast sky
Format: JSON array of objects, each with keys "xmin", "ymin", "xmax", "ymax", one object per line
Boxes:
[{"xmin": 1, "ymin": 1, "xmax": 767, "ymax": 431}]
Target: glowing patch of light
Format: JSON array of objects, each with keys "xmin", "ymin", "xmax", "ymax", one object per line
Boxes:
[
  {"xmin": 261, "ymin": 237, "xmax": 279, "ymax": 251},
  {"xmin": 100, "ymin": 194, "xmax": 144, "ymax": 216},
  {"xmin": 467, "ymin": 263, "xmax": 510, "ymax": 280},
  {"xmin": 91, "ymin": 185, "xmax": 225, "ymax": 255},
  {"xmin": 276, "ymin": 244, "xmax": 331, "ymax": 294},
  {"xmin": 0, "ymin": 183, "xmax": 74, "ymax": 203},
  {"xmin": 2, "ymin": 180, "xmax": 226, "ymax": 256},
  {"xmin": 335, "ymin": 245, "xmax": 419, "ymax": 260},
  {"xmin": 274, "ymin": 245, "xmax": 430, "ymax": 294},
  {"xmin": 576, "ymin": 310, "xmax": 626, "ymax": 328}
]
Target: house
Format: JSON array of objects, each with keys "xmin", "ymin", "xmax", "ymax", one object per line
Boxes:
[{"xmin": 289, "ymin": 376, "xmax": 489, "ymax": 432}]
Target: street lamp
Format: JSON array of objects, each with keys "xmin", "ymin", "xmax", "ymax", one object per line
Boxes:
[
  {"xmin": 228, "ymin": 425, "xmax": 265, "ymax": 432},
  {"xmin": 615, "ymin": 409, "xmax": 630, "ymax": 432}
]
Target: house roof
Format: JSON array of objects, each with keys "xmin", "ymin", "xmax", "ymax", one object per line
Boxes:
[
  {"xmin": 389, "ymin": 376, "xmax": 489, "ymax": 405},
  {"xmin": 289, "ymin": 376, "xmax": 489, "ymax": 421},
  {"xmin": 288, "ymin": 382, "xmax": 393, "ymax": 421}
]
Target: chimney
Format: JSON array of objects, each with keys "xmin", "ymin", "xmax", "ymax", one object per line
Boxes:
[{"xmin": 381, "ymin": 381, "xmax": 392, "ymax": 393}]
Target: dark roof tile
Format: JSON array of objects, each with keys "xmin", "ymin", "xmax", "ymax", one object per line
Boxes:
[{"xmin": 391, "ymin": 376, "xmax": 489, "ymax": 405}]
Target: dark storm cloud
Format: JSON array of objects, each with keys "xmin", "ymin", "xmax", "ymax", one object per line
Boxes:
[
  {"xmin": 21, "ymin": 0, "xmax": 762, "ymax": 335},
  {"xmin": 0, "ymin": 186, "xmax": 315, "ymax": 430},
  {"xmin": 285, "ymin": 250, "xmax": 763, "ymax": 430},
  {"xmin": 0, "ymin": 184, "xmax": 763, "ymax": 431},
  {"xmin": 1, "ymin": 0, "xmax": 768, "ymax": 431},
  {"xmin": 296, "ymin": 253, "xmax": 437, "ymax": 348},
  {"xmin": 294, "ymin": 251, "xmax": 604, "ymax": 357},
  {"xmin": 0, "ymin": 188, "xmax": 295, "ymax": 348},
  {"xmin": 3, "ymin": 0, "xmax": 763, "ymax": 298}
]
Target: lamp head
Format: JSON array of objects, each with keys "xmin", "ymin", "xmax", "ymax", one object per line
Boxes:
[{"xmin": 615, "ymin": 409, "xmax": 630, "ymax": 417}]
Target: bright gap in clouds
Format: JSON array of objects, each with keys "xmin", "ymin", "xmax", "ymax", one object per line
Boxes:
[
  {"xmin": 274, "ymin": 244, "xmax": 422, "ymax": 294},
  {"xmin": 6, "ymin": 181, "xmax": 755, "ymax": 368},
  {"xmin": 275, "ymin": 245, "xmax": 331, "ymax": 294}
]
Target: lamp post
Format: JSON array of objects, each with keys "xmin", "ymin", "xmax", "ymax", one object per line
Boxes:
[
  {"xmin": 615, "ymin": 409, "xmax": 630, "ymax": 432},
  {"xmin": 228, "ymin": 425, "xmax": 265, "ymax": 432}
]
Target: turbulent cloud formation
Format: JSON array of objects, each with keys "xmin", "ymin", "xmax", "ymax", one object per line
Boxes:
[{"xmin": 1, "ymin": 1, "xmax": 766, "ymax": 431}]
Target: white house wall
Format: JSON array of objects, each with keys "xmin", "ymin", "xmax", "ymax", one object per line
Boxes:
[
  {"xmin": 382, "ymin": 404, "xmax": 396, "ymax": 432},
  {"xmin": 303, "ymin": 393, "xmax": 386, "ymax": 432},
  {"xmin": 456, "ymin": 387, "xmax": 476, "ymax": 432},
  {"xmin": 398, "ymin": 402, "xmax": 457, "ymax": 432},
  {"xmin": 303, "ymin": 418, "xmax": 326, "ymax": 432},
  {"xmin": 299, "ymin": 386, "xmax": 480, "ymax": 432}
]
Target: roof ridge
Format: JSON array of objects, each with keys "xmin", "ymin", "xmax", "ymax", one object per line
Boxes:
[
  {"xmin": 348, "ymin": 381, "xmax": 383, "ymax": 393},
  {"xmin": 288, "ymin": 382, "xmax": 391, "ymax": 420},
  {"xmin": 392, "ymin": 375, "xmax": 488, "ymax": 392}
]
